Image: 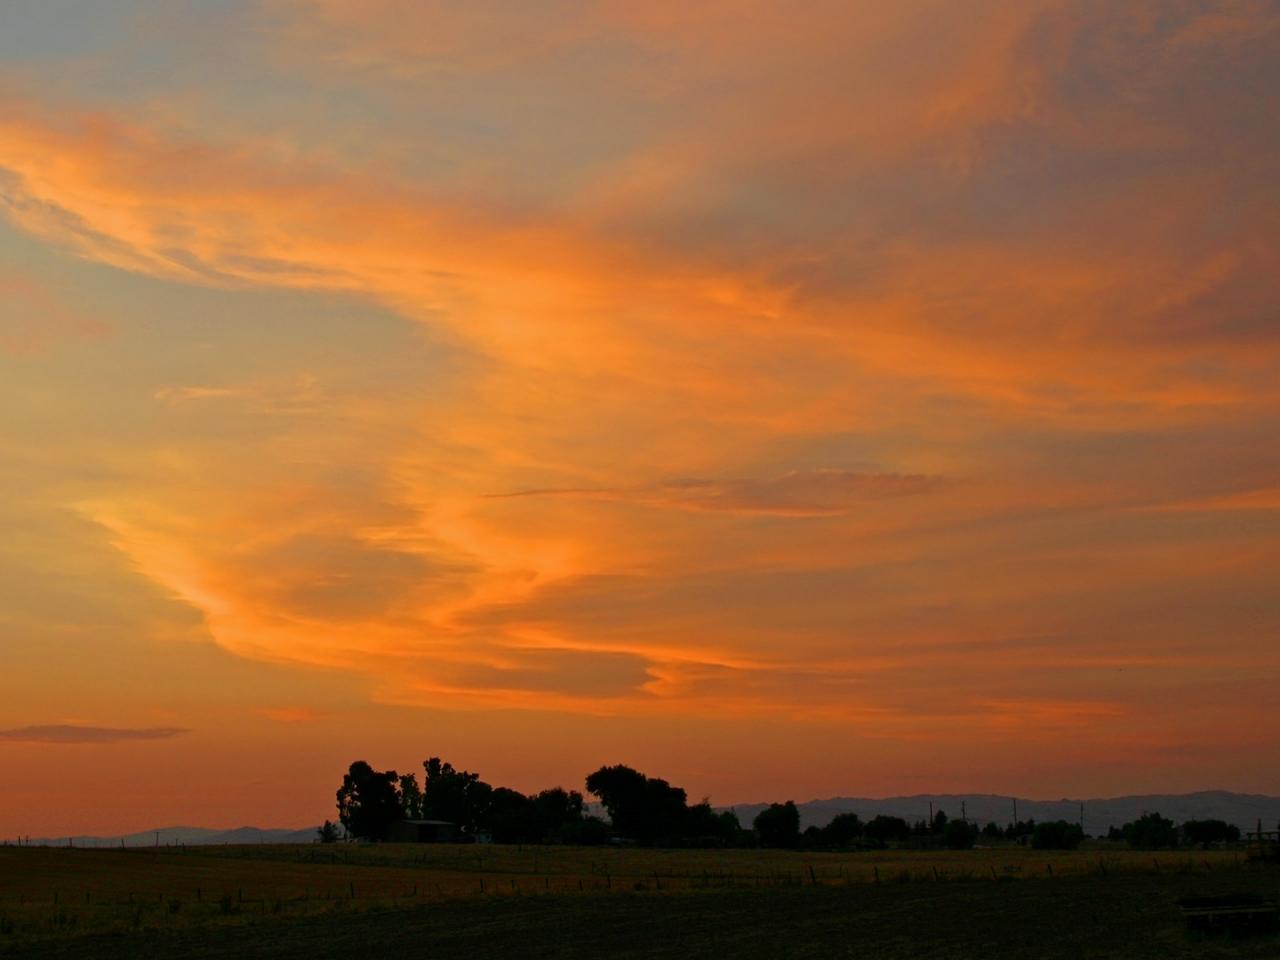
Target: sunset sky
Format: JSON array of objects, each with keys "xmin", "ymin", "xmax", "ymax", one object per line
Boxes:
[{"xmin": 2, "ymin": 1, "xmax": 1279, "ymax": 837}]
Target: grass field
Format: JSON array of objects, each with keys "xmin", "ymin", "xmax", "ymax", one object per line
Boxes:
[{"xmin": 0, "ymin": 844, "xmax": 1275, "ymax": 958}]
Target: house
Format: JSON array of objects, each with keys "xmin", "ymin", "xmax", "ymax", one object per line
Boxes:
[{"xmin": 387, "ymin": 819, "xmax": 460, "ymax": 843}]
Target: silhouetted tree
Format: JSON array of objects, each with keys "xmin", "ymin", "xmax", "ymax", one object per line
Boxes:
[
  {"xmin": 585, "ymin": 764, "xmax": 689, "ymax": 844},
  {"xmin": 586, "ymin": 764, "xmax": 649, "ymax": 840},
  {"xmin": 943, "ymin": 819, "xmax": 977, "ymax": 850},
  {"xmin": 1181, "ymin": 819, "xmax": 1239, "ymax": 847},
  {"xmin": 684, "ymin": 802, "xmax": 742, "ymax": 846},
  {"xmin": 488, "ymin": 787, "xmax": 539, "ymax": 843},
  {"xmin": 1031, "ymin": 820, "xmax": 1084, "ymax": 850},
  {"xmin": 399, "ymin": 773, "xmax": 424, "ymax": 819},
  {"xmin": 1004, "ymin": 818, "xmax": 1036, "ymax": 841},
  {"xmin": 981, "ymin": 821, "xmax": 1002, "ymax": 839},
  {"xmin": 864, "ymin": 815, "xmax": 911, "ymax": 843},
  {"xmin": 1122, "ymin": 812, "xmax": 1178, "ymax": 850},
  {"xmin": 931, "ymin": 809, "xmax": 949, "ymax": 834},
  {"xmin": 821, "ymin": 812, "xmax": 864, "ymax": 848},
  {"xmin": 336, "ymin": 761, "xmax": 403, "ymax": 841},
  {"xmin": 754, "ymin": 801, "xmax": 801, "ymax": 848},
  {"xmin": 422, "ymin": 757, "xmax": 493, "ymax": 832},
  {"xmin": 317, "ymin": 820, "xmax": 341, "ymax": 844},
  {"xmin": 532, "ymin": 787, "xmax": 586, "ymax": 841}
]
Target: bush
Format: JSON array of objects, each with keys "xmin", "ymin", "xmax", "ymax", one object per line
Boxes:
[
  {"xmin": 754, "ymin": 802, "xmax": 801, "ymax": 848},
  {"xmin": 943, "ymin": 820, "xmax": 977, "ymax": 850},
  {"xmin": 559, "ymin": 816, "xmax": 611, "ymax": 846},
  {"xmin": 1122, "ymin": 812, "xmax": 1178, "ymax": 850},
  {"xmin": 1181, "ymin": 819, "xmax": 1240, "ymax": 847},
  {"xmin": 864, "ymin": 815, "xmax": 911, "ymax": 843},
  {"xmin": 1031, "ymin": 820, "xmax": 1084, "ymax": 850},
  {"xmin": 822, "ymin": 813, "xmax": 864, "ymax": 848}
]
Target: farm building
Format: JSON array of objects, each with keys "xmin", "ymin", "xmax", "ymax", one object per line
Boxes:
[{"xmin": 387, "ymin": 820, "xmax": 460, "ymax": 843}]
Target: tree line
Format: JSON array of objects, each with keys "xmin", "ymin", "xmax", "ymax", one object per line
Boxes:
[{"xmin": 324, "ymin": 759, "xmax": 1246, "ymax": 852}]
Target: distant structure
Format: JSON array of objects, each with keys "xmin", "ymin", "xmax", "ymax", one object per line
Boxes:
[
  {"xmin": 1246, "ymin": 821, "xmax": 1279, "ymax": 862},
  {"xmin": 386, "ymin": 820, "xmax": 459, "ymax": 843}
]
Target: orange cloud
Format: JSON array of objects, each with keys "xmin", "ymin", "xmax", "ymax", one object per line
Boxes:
[
  {"xmin": 1, "ymin": 0, "xmax": 1277, "ymax": 775},
  {"xmin": 0, "ymin": 724, "xmax": 189, "ymax": 744}
]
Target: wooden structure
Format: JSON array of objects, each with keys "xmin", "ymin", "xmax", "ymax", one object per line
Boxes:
[
  {"xmin": 1245, "ymin": 820, "xmax": 1279, "ymax": 862},
  {"xmin": 386, "ymin": 819, "xmax": 460, "ymax": 843},
  {"xmin": 1178, "ymin": 895, "xmax": 1277, "ymax": 936}
]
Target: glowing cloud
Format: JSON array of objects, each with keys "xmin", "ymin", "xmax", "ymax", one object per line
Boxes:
[
  {"xmin": 0, "ymin": 725, "xmax": 190, "ymax": 744},
  {"xmin": 0, "ymin": 1, "xmax": 1277, "ymax": 831}
]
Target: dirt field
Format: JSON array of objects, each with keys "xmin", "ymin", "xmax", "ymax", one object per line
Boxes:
[{"xmin": 0, "ymin": 844, "xmax": 1274, "ymax": 958}]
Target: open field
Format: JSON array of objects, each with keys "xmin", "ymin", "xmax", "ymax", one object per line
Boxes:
[{"xmin": 0, "ymin": 844, "xmax": 1275, "ymax": 958}]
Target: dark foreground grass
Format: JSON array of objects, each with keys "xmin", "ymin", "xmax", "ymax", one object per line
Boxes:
[{"xmin": 6, "ymin": 866, "xmax": 1277, "ymax": 960}]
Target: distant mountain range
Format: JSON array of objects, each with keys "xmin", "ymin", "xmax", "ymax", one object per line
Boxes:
[
  {"xmin": 722, "ymin": 790, "xmax": 1280, "ymax": 835},
  {"xmin": 18, "ymin": 790, "xmax": 1280, "ymax": 846}
]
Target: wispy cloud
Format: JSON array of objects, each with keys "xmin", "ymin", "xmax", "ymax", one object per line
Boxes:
[
  {"xmin": 0, "ymin": 0, "xmax": 1277, "ymax": 799},
  {"xmin": 486, "ymin": 470, "xmax": 945, "ymax": 517},
  {"xmin": 0, "ymin": 725, "xmax": 190, "ymax": 744}
]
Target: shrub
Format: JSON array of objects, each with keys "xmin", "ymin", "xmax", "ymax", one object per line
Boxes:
[
  {"xmin": 1031, "ymin": 820, "xmax": 1084, "ymax": 850},
  {"xmin": 1122, "ymin": 812, "xmax": 1178, "ymax": 850}
]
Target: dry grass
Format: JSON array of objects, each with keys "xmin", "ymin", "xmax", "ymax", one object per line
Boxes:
[{"xmin": 0, "ymin": 843, "xmax": 1253, "ymax": 948}]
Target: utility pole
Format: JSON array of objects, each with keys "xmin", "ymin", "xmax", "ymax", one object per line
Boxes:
[{"xmin": 961, "ymin": 800, "xmax": 967, "ymax": 824}]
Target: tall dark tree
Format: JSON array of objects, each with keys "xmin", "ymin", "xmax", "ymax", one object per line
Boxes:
[
  {"xmin": 336, "ymin": 761, "xmax": 403, "ymax": 841},
  {"xmin": 684, "ymin": 802, "xmax": 742, "ymax": 846},
  {"xmin": 943, "ymin": 819, "xmax": 977, "ymax": 850},
  {"xmin": 399, "ymin": 773, "xmax": 424, "ymax": 819},
  {"xmin": 754, "ymin": 801, "xmax": 801, "ymax": 848},
  {"xmin": 488, "ymin": 787, "xmax": 538, "ymax": 843},
  {"xmin": 585, "ymin": 764, "xmax": 649, "ymax": 839},
  {"xmin": 532, "ymin": 787, "xmax": 586, "ymax": 841},
  {"xmin": 864, "ymin": 815, "xmax": 910, "ymax": 843},
  {"xmin": 422, "ymin": 757, "xmax": 493, "ymax": 831},
  {"xmin": 1122, "ymin": 812, "xmax": 1178, "ymax": 850},
  {"xmin": 585, "ymin": 764, "xmax": 689, "ymax": 844},
  {"xmin": 822, "ymin": 812, "xmax": 864, "ymax": 848}
]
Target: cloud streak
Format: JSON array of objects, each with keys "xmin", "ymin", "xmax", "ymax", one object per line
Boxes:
[
  {"xmin": 0, "ymin": 725, "xmax": 190, "ymax": 744},
  {"xmin": 0, "ymin": 0, "xmax": 1277, "ymax": 806},
  {"xmin": 485, "ymin": 470, "xmax": 945, "ymax": 516}
]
